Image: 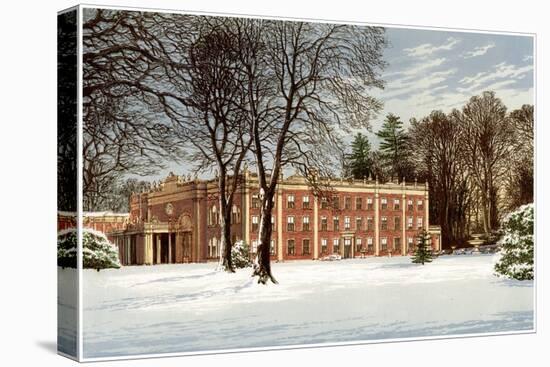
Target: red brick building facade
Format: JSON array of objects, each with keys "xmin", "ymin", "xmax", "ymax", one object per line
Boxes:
[{"xmin": 108, "ymin": 169, "xmax": 441, "ymax": 265}]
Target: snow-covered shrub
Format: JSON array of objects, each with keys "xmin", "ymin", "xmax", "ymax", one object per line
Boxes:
[
  {"xmin": 232, "ymin": 240, "xmax": 252, "ymax": 269},
  {"xmin": 58, "ymin": 228, "xmax": 121, "ymax": 271},
  {"xmin": 494, "ymin": 203, "xmax": 534, "ymax": 280}
]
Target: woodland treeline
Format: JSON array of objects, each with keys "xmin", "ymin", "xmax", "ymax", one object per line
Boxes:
[{"xmin": 343, "ymin": 94, "xmax": 534, "ymax": 247}]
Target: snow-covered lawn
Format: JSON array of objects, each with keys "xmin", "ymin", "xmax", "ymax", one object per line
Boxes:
[{"xmin": 74, "ymin": 254, "xmax": 533, "ymax": 358}]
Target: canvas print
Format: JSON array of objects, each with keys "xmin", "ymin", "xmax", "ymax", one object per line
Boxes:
[{"xmin": 57, "ymin": 5, "xmax": 535, "ymax": 361}]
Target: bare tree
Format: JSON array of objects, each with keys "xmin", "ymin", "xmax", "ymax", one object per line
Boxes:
[
  {"xmin": 82, "ymin": 9, "xmax": 182, "ymax": 210},
  {"xmin": 505, "ymin": 104, "xmax": 534, "ymax": 209},
  {"xmin": 235, "ymin": 20, "xmax": 387, "ymax": 283},
  {"xmin": 409, "ymin": 111, "xmax": 470, "ymax": 247},
  {"xmin": 454, "ymin": 91, "xmax": 514, "ymax": 234},
  {"xmin": 148, "ymin": 18, "xmax": 252, "ymax": 272}
]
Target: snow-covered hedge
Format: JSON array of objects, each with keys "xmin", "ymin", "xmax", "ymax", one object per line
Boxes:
[
  {"xmin": 58, "ymin": 228, "xmax": 121, "ymax": 271},
  {"xmin": 494, "ymin": 203, "xmax": 534, "ymax": 281},
  {"xmin": 232, "ymin": 240, "xmax": 252, "ymax": 269}
]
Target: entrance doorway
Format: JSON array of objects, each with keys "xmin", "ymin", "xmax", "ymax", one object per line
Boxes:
[{"xmin": 343, "ymin": 237, "xmax": 352, "ymax": 258}]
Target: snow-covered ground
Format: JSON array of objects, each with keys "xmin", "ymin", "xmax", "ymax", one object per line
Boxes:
[{"xmin": 73, "ymin": 254, "xmax": 533, "ymax": 358}]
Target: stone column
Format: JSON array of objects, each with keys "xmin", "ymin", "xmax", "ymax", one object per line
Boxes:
[
  {"xmin": 277, "ymin": 188, "xmax": 283, "ymax": 261},
  {"xmin": 168, "ymin": 232, "xmax": 172, "ymax": 263},
  {"xmin": 374, "ymin": 187, "xmax": 380, "ymax": 256},
  {"xmin": 156, "ymin": 234, "xmax": 161, "ymax": 264},
  {"xmin": 313, "ymin": 196, "xmax": 319, "ymax": 260},
  {"xmin": 351, "ymin": 236, "xmax": 355, "ymax": 258},
  {"xmin": 243, "ymin": 170, "xmax": 250, "ymax": 246},
  {"xmin": 425, "ymin": 183, "xmax": 430, "ymax": 231},
  {"xmin": 145, "ymin": 232, "xmax": 153, "ymax": 265},
  {"xmin": 402, "ymin": 192, "xmax": 407, "ymax": 256}
]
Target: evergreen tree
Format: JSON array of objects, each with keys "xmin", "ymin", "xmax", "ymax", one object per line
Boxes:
[
  {"xmin": 376, "ymin": 113, "xmax": 414, "ymax": 181},
  {"xmin": 348, "ymin": 133, "xmax": 374, "ymax": 179},
  {"xmin": 58, "ymin": 228, "xmax": 121, "ymax": 271},
  {"xmin": 231, "ymin": 240, "xmax": 252, "ymax": 269},
  {"xmin": 412, "ymin": 229, "xmax": 433, "ymax": 265},
  {"xmin": 494, "ymin": 203, "xmax": 534, "ymax": 280}
]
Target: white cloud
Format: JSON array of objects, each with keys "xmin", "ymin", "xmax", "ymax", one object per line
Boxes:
[
  {"xmin": 382, "ymin": 68, "xmax": 457, "ymax": 100},
  {"xmin": 403, "ymin": 37, "xmax": 460, "ymax": 58},
  {"xmin": 457, "ymin": 62, "xmax": 533, "ymax": 94},
  {"xmin": 462, "ymin": 43, "xmax": 495, "ymax": 58},
  {"xmin": 523, "ymin": 55, "xmax": 533, "ymax": 62}
]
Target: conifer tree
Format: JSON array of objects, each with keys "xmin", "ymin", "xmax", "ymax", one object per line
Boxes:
[
  {"xmin": 348, "ymin": 133, "xmax": 374, "ymax": 179},
  {"xmin": 376, "ymin": 113, "xmax": 413, "ymax": 181},
  {"xmin": 412, "ymin": 229, "xmax": 433, "ymax": 265}
]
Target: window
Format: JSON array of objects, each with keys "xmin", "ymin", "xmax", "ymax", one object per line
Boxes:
[
  {"xmin": 209, "ymin": 205, "xmax": 218, "ymax": 226},
  {"xmin": 417, "ymin": 217, "xmax": 423, "ymax": 229},
  {"xmin": 287, "ymin": 216, "xmax": 295, "ymax": 232},
  {"xmin": 251, "ymin": 239, "xmax": 258, "ymax": 253},
  {"xmin": 287, "ymin": 239, "xmax": 295, "ymax": 255},
  {"xmin": 270, "ymin": 239, "xmax": 276, "ymax": 255},
  {"xmin": 303, "ymin": 216, "xmax": 310, "ymax": 231},
  {"xmin": 333, "ymin": 196, "xmax": 340, "ymax": 210},
  {"xmin": 303, "ymin": 195, "xmax": 310, "ymax": 209},
  {"xmin": 252, "ymin": 215, "xmax": 259, "ymax": 232},
  {"xmin": 321, "ymin": 238, "xmax": 328, "ymax": 254},
  {"xmin": 407, "ymin": 216, "xmax": 413, "ymax": 230},
  {"xmin": 417, "ymin": 199, "xmax": 424, "ymax": 211},
  {"xmin": 356, "ymin": 217, "xmax": 363, "ymax": 231},
  {"xmin": 381, "ymin": 237, "xmax": 388, "ymax": 250},
  {"xmin": 367, "ymin": 217, "xmax": 374, "ymax": 231},
  {"xmin": 367, "ymin": 197, "xmax": 374, "ymax": 210},
  {"xmin": 321, "ymin": 197, "xmax": 329, "ymax": 209},
  {"xmin": 394, "ymin": 216, "xmax": 401, "ymax": 231},
  {"xmin": 344, "ymin": 216, "xmax": 351, "ymax": 230},
  {"xmin": 367, "ymin": 237, "xmax": 374, "ymax": 252},
  {"xmin": 344, "ymin": 197, "xmax": 351, "ymax": 210},
  {"xmin": 356, "ymin": 238, "xmax": 363, "ymax": 252},
  {"xmin": 394, "ymin": 199, "xmax": 400, "ymax": 210},
  {"xmin": 333, "ymin": 216, "xmax": 340, "ymax": 231},
  {"xmin": 394, "ymin": 237, "xmax": 401, "ymax": 252},
  {"xmin": 287, "ymin": 194, "xmax": 295, "ymax": 209},
  {"xmin": 302, "ymin": 239, "xmax": 311, "ymax": 255},
  {"xmin": 381, "ymin": 216, "xmax": 388, "ymax": 230},
  {"xmin": 208, "ymin": 237, "xmax": 218, "ymax": 257},
  {"xmin": 381, "ymin": 198, "xmax": 388, "ymax": 210},
  {"xmin": 408, "ymin": 237, "xmax": 414, "ymax": 250},
  {"xmin": 333, "ymin": 238, "xmax": 340, "ymax": 253},
  {"xmin": 231, "ymin": 205, "xmax": 240, "ymax": 224},
  {"xmin": 356, "ymin": 197, "xmax": 362, "ymax": 210},
  {"xmin": 252, "ymin": 194, "xmax": 260, "ymax": 209},
  {"xmin": 407, "ymin": 199, "xmax": 413, "ymax": 211},
  {"xmin": 321, "ymin": 216, "xmax": 328, "ymax": 231},
  {"xmin": 271, "ymin": 216, "xmax": 275, "ymax": 231}
]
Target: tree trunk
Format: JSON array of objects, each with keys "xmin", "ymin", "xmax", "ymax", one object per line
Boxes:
[
  {"xmin": 216, "ymin": 172, "xmax": 235, "ymax": 273},
  {"xmin": 218, "ymin": 207, "xmax": 234, "ymax": 272},
  {"xmin": 252, "ymin": 190, "xmax": 277, "ymax": 284}
]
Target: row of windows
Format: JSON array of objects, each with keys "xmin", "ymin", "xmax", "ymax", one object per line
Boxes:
[
  {"xmin": 282, "ymin": 237, "xmax": 417, "ymax": 256},
  {"xmin": 213, "ymin": 236, "xmax": 420, "ymax": 257},
  {"xmin": 251, "ymin": 194, "xmax": 425, "ymax": 211},
  {"xmin": 250, "ymin": 215, "xmax": 424, "ymax": 232},
  {"xmin": 208, "ymin": 205, "xmax": 242, "ymax": 226}
]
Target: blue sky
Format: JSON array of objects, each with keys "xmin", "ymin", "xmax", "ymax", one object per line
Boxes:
[
  {"xmin": 149, "ymin": 26, "xmax": 534, "ymax": 180},
  {"xmin": 366, "ymin": 27, "xmax": 534, "ymax": 142}
]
